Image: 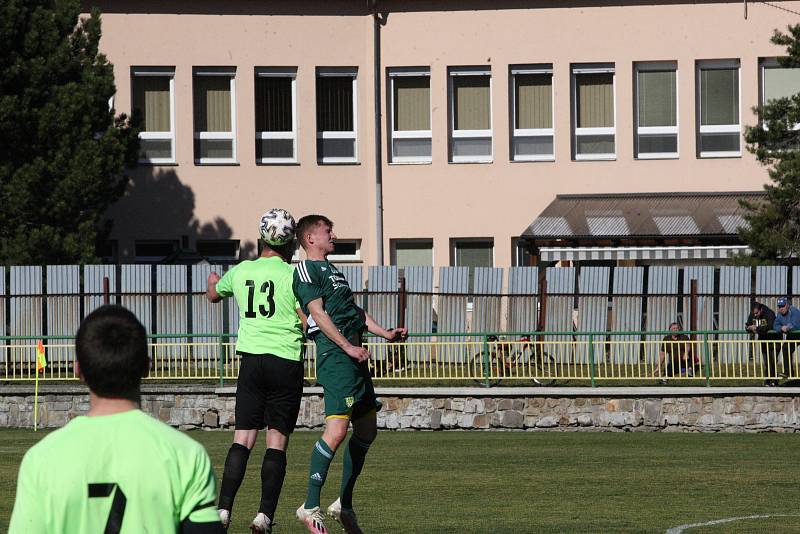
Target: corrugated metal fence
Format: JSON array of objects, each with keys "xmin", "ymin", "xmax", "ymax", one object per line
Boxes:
[{"xmin": 0, "ymin": 263, "xmax": 796, "ymax": 347}]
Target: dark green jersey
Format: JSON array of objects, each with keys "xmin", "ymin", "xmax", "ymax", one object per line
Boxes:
[{"xmin": 293, "ymin": 259, "xmax": 365, "ymax": 352}]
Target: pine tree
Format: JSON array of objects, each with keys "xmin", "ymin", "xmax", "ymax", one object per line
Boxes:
[
  {"xmin": 742, "ymin": 26, "xmax": 800, "ymax": 262},
  {"xmin": 0, "ymin": 0, "xmax": 138, "ymax": 265}
]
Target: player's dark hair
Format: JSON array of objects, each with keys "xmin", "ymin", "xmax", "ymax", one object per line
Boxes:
[
  {"xmin": 296, "ymin": 214, "xmax": 333, "ymax": 249},
  {"xmin": 75, "ymin": 305, "xmax": 149, "ymax": 400}
]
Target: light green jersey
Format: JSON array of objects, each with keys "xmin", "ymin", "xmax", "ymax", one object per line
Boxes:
[
  {"xmin": 9, "ymin": 410, "xmax": 219, "ymax": 533},
  {"xmin": 216, "ymin": 256, "xmax": 303, "ymax": 360}
]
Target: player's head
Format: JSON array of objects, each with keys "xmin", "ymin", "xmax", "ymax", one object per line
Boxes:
[
  {"xmin": 75, "ymin": 305, "xmax": 149, "ymax": 399},
  {"xmin": 777, "ymin": 297, "xmax": 789, "ymax": 313},
  {"xmin": 668, "ymin": 321, "xmax": 681, "ymax": 333},
  {"xmin": 752, "ymin": 302, "xmax": 764, "ymax": 315},
  {"xmin": 296, "ymin": 214, "xmax": 335, "ymax": 252}
]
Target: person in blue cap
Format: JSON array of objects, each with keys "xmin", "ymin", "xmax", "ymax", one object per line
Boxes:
[{"xmin": 774, "ymin": 297, "xmax": 800, "ymax": 381}]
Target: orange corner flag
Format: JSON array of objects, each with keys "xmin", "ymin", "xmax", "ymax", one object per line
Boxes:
[{"xmin": 36, "ymin": 341, "xmax": 47, "ymax": 372}]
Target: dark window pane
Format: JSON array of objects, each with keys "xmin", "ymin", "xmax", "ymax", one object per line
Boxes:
[
  {"xmin": 637, "ymin": 134, "xmax": 677, "ymax": 155},
  {"xmin": 257, "ymin": 139, "xmax": 294, "ymax": 159},
  {"xmin": 333, "ymin": 241, "xmax": 358, "ymax": 256},
  {"xmin": 255, "ymin": 77, "xmax": 292, "ymax": 132},
  {"xmin": 316, "ymin": 76, "xmax": 354, "ymax": 132},
  {"xmin": 197, "ymin": 240, "xmax": 238, "ymax": 259}
]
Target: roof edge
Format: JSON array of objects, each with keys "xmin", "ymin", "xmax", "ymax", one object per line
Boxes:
[{"xmin": 554, "ymin": 191, "xmax": 765, "ymax": 200}]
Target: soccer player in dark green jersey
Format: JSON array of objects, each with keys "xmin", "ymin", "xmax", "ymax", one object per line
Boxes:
[
  {"xmin": 293, "ymin": 215, "xmax": 407, "ymax": 534},
  {"xmin": 9, "ymin": 305, "xmax": 223, "ymax": 534},
  {"xmin": 206, "ymin": 208, "xmax": 306, "ymax": 533}
]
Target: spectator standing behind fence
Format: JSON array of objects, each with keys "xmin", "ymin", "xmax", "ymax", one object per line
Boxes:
[
  {"xmin": 746, "ymin": 302, "xmax": 782, "ymax": 387},
  {"xmin": 774, "ymin": 297, "xmax": 800, "ymax": 381},
  {"xmin": 656, "ymin": 322, "xmax": 691, "ymax": 384}
]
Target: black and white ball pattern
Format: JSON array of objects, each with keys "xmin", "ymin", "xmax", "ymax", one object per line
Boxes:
[{"xmin": 259, "ymin": 208, "xmax": 296, "ymax": 245}]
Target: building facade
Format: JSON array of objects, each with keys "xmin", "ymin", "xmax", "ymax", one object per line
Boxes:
[{"xmin": 91, "ymin": 0, "xmax": 800, "ymax": 270}]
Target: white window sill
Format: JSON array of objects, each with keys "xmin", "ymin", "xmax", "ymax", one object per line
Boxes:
[
  {"xmin": 257, "ymin": 159, "xmax": 299, "ymax": 165},
  {"xmin": 138, "ymin": 159, "xmax": 177, "ymax": 166},
  {"xmin": 195, "ymin": 159, "xmax": 239, "ymax": 165},
  {"xmin": 449, "ymin": 158, "xmax": 493, "ymax": 164},
  {"xmin": 512, "ymin": 156, "xmax": 555, "ymax": 163},
  {"xmin": 574, "ymin": 154, "xmax": 616, "ymax": 161},
  {"xmin": 389, "ymin": 160, "xmax": 432, "ymax": 165},
  {"xmin": 636, "ymin": 153, "xmax": 679, "ymax": 160},
  {"xmin": 699, "ymin": 152, "xmax": 742, "ymax": 159}
]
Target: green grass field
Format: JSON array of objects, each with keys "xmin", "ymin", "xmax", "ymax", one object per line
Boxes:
[{"xmin": 2, "ymin": 429, "xmax": 800, "ymax": 533}]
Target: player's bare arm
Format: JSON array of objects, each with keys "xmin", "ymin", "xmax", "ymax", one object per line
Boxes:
[
  {"xmin": 362, "ymin": 309, "xmax": 408, "ymax": 341},
  {"xmin": 306, "ymin": 298, "xmax": 370, "ymax": 362},
  {"xmin": 206, "ymin": 272, "xmax": 223, "ymax": 303},
  {"xmin": 296, "ymin": 307, "xmax": 309, "ymax": 334}
]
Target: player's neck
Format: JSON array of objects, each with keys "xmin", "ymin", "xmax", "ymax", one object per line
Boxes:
[
  {"xmin": 305, "ymin": 248, "xmax": 327, "ymax": 261},
  {"xmin": 87, "ymin": 392, "xmax": 140, "ymax": 417},
  {"xmin": 260, "ymin": 249, "xmax": 283, "ymax": 260}
]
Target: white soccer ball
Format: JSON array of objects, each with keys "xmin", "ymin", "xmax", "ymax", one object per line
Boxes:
[{"xmin": 259, "ymin": 208, "xmax": 296, "ymax": 245}]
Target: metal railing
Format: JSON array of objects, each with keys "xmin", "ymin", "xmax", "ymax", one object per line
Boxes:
[{"xmin": 2, "ymin": 330, "xmax": 799, "ymax": 387}]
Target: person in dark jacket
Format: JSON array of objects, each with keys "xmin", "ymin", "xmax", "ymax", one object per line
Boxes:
[
  {"xmin": 774, "ymin": 297, "xmax": 800, "ymax": 381},
  {"xmin": 746, "ymin": 302, "xmax": 782, "ymax": 386}
]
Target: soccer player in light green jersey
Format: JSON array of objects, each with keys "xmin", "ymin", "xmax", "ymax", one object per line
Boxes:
[
  {"xmin": 293, "ymin": 215, "xmax": 407, "ymax": 534},
  {"xmin": 8, "ymin": 305, "xmax": 223, "ymax": 534},
  {"xmin": 206, "ymin": 208, "xmax": 306, "ymax": 533}
]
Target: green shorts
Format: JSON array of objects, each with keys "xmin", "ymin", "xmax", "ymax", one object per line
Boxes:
[{"xmin": 316, "ymin": 347, "xmax": 382, "ymax": 418}]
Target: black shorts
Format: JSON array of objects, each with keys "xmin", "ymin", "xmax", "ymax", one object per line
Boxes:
[{"xmin": 235, "ymin": 353, "xmax": 303, "ymax": 433}]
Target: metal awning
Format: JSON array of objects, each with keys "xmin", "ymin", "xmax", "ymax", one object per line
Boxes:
[
  {"xmin": 523, "ymin": 191, "xmax": 765, "ymax": 243},
  {"xmin": 539, "ymin": 245, "xmax": 750, "ymax": 262}
]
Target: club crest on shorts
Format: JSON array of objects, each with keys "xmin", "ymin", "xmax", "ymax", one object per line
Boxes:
[{"xmin": 345, "ymin": 396, "xmax": 354, "ymax": 408}]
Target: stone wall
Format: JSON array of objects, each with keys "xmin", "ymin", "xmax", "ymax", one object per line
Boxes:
[{"xmin": 2, "ymin": 386, "xmax": 799, "ymax": 432}]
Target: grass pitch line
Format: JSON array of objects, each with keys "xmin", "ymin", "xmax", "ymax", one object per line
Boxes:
[{"xmin": 666, "ymin": 514, "xmax": 800, "ymax": 533}]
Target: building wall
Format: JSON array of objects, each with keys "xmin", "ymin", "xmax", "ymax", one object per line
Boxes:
[{"xmin": 90, "ymin": 0, "xmax": 798, "ymax": 269}]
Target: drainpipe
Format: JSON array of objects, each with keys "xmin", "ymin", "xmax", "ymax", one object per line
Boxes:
[{"xmin": 371, "ymin": 0, "xmax": 384, "ymax": 265}]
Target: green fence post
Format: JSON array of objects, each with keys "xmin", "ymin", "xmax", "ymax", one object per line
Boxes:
[
  {"xmin": 588, "ymin": 334, "xmax": 596, "ymax": 388},
  {"xmin": 482, "ymin": 334, "xmax": 491, "ymax": 388},
  {"xmin": 218, "ymin": 335, "xmax": 225, "ymax": 388},
  {"xmin": 702, "ymin": 332, "xmax": 711, "ymax": 387}
]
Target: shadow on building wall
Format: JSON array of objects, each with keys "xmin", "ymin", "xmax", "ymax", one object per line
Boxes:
[{"xmin": 108, "ymin": 167, "xmax": 256, "ymax": 262}]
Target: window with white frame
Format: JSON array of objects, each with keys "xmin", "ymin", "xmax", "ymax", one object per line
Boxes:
[
  {"xmin": 391, "ymin": 239, "xmax": 433, "ymax": 267},
  {"xmin": 449, "ymin": 67, "xmax": 492, "ymax": 163},
  {"xmin": 316, "ymin": 68, "xmax": 358, "ymax": 163},
  {"xmin": 572, "ymin": 64, "xmax": 616, "ymax": 160},
  {"xmin": 329, "ymin": 240, "xmax": 361, "ymax": 262},
  {"xmin": 761, "ymin": 58, "xmax": 800, "ymax": 128},
  {"xmin": 697, "ymin": 60, "xmax": 741, "ymax": 157},
  {"xmin": 511, "ymin": 65, "xmax": 554, "ymax": 161},
  {"xmin": 193, "ymin": 67, "xmax": 236, "ymax": 163},
  {"xmin": 635, "ymin": 62, "xmax": 678, "ymax": 159},
  {"xmin": 255, "ymin": 68, "xmax": 296, "ymax": 163},
  {"xmin": 389, "ymin": 68, "xmax": 431, "ymax": 163},
  {"xmin": 131, "ymin": 67, "xmax": 175, "ymax": 164}
]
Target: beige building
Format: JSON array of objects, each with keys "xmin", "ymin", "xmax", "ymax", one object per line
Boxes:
[{"xmin": 92, "ymin": 0, "xmax": 800, "ymax": 269}]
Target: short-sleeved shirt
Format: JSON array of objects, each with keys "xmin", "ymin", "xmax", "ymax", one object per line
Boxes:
[
  {"xmin": 216, "ymin": 256, "xmax": 303, "ymax": 360},
  {"xmin": 661, "ymin": 334, "xmax": 690, "ymax": 361},
  {"xmin": 9, "ymin": 409, "xmax": 219, "ymax": 533},
  {"xmin": 293, "ymin": 259, "xmax": 365, "ymax": 354}
]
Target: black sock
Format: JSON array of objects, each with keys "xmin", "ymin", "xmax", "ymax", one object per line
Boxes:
[
  {"xmin": 218, "ymin": 443, "xmax": 251, "ymax": 512},
  {"xmin": 259, "ymin": 448, "xmax": 287, "ymax": 520}
]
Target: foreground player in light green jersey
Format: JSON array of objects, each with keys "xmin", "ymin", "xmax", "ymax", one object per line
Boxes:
[
  {"xmin": 206, "ymin": 208, "xmax": 305, "ymax": 533},
  {"xmin": 9, "ymin": 305, "xmax": 223, "ymax": 534}
]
